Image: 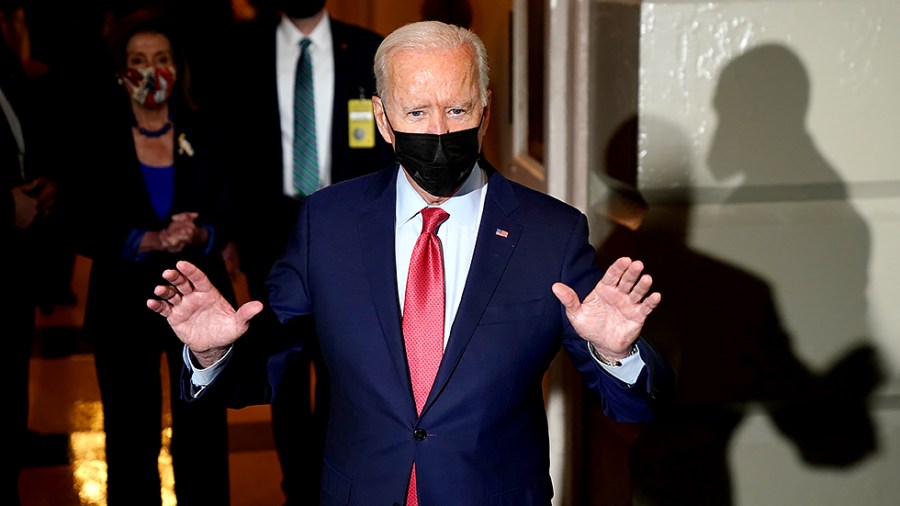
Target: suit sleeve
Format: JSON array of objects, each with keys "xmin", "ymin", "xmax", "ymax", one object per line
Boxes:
[
  {"xmin": 558, "ymin": 212, "xmax": 675, "ymax": 423},
  {"xmin": 179, "ymin": 197, "xmax": 317, "ymax": 407}
]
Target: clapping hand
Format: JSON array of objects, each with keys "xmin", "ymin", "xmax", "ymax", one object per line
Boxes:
[{"xmin": 158, "ymin": 212, "xmax": 209, "ymax": 253}]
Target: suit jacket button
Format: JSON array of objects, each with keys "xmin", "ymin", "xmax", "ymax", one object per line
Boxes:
[{"xmin": 413, "ymin": 428, "xmax": 427, "ymax": 441}]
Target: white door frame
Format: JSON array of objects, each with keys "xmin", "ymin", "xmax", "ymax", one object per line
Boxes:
[{"xmin": 511, "ymin": 0, "xmax": 592, "ymax": 504}]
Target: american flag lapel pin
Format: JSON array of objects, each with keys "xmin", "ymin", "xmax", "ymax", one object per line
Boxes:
[{"xmin": 495, "ymin": 228, "xmax": 509, "ymax": 238}]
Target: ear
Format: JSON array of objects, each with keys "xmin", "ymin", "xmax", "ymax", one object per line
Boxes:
[
  {"xmin": 372, "ymin": 96, "xmax": 394, "ymax": 146},
  {"xmin": 477, "ymin": 90, "xmax": 492, "ymax": 147}
]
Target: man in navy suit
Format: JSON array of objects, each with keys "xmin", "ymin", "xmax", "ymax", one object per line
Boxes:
[
  {"xmin": 149, "ymin": 20, "xmax": 672, "ymax": 505},
  {"xmin": 225, "ymin": 2, "xmax": 394, "ymax": 503}
]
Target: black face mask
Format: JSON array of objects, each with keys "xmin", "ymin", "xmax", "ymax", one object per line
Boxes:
[
  {"xmin": 388, "ymin": 117, "xmax": 483, "ymax": 197},
  {"xmin": 276, "ymin": 0, "xmax": 326, "ymax": 19}
]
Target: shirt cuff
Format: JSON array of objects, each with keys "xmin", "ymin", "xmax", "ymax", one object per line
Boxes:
[
  {"xmin": 588, "ymin": 342, "xmax": 644, "ymax": 384},
  {"xmin": 183, "ymin": 344, "xmax": 232, "ymax": 397}
]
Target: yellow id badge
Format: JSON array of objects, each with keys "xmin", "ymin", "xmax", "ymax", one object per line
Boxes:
[{"xmin": 348, "ymin": 99, "xmax": 376, "ymax": 148}]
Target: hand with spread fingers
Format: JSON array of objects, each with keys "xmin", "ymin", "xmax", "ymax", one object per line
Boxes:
[
  {"xmin": 552, "ymin": 256, "xmax": 660, "ymax": 362},
  {"xmin": 147, "ymin": 260, "xmax": 263, "ymax": 367}
]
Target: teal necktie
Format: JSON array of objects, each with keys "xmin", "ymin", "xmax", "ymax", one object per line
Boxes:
[{"xmin": 293, "ymin": 38, "xmax": 319, "ymax": 197}]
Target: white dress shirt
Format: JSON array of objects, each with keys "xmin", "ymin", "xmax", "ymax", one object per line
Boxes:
[
  {"xmin": 395, "ymin": 163, "xmax": 487, "ymax": 346},
  {"xmin": 276, "ymin": 12, "xmax": 335, "ymax": 196}
]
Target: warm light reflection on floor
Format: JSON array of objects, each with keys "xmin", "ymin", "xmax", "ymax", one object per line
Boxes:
[
  {"xmin": 68, "ymin": 400, "xmax": 177, "ymax": 505},
  {"xmin": 160, "ymin": 426, "xmax": 176, "ymax": 506}
]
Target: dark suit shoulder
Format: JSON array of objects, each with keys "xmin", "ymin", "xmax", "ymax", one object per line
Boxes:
[
  {"xmin": 315, "ymin": 163, "xmax": 395, "ymax": 198},
  {"xmin": 329, "ymin": 17, "xmax": 383, "ymax": 92},
  {"xmin": 486, "ymin": 167, "xmax": 584, "ymax": 222},
  {"xmin": 226, "ymin": 16, "xmax": 267, "ymax": 49},
  {"xmin": 329, "ymin": 18, "xmax": 385, "ymax": 49}
]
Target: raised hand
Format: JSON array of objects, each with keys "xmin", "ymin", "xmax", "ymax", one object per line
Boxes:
[
  {"xmin": 147, "ymin": 260, "xmax": 264, "ymax": 367},
  {"xmin": 552, "ymin": 257, "xmax": 660, "ymax": 361}
]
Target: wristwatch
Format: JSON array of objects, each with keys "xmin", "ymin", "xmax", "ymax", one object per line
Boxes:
[{"xmin": 590, "ymin": 342, "xmax": 639, "ymax": 367}]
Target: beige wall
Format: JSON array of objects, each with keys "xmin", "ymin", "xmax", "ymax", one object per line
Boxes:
[{"xmin": 585, "ymin": 0, "xmax": 900, "ymax": 504}]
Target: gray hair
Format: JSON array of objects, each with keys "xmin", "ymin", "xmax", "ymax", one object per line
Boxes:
[{"xmin": 374, "ymin": 21, "xmax": 490, "ymax": 109}]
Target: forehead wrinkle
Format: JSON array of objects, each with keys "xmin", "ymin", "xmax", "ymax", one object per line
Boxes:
[{"xmin": 387, "ymin": 47, "xmax": 480, "ymax": 108}]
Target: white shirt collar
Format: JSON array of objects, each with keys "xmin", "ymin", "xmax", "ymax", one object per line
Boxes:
[
  {"xmin": 396, "ymin": 162, "xmax": 488, "ymax": 226},
  {"xmin": 276, "ymin": 11, "xmax": 332, "ymax": 52}
]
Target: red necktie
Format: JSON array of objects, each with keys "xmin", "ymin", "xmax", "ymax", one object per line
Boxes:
[{"xmin": 403, "ymin": 206, "xmax": 449, "ymax": 506}]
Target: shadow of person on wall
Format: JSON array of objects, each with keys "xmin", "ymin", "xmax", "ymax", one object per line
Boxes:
[
  {"xmin": 582, "ymin": 106, "xmax": 883, "ymax": 505},
  {"xmin": 706, "ymin": 43, "xmax": 885, "ymax": 470}
]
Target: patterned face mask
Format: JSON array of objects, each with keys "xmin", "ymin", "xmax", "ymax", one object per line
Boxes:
[{"xmin": 119, "ymin": 66, "xmax": 176, "ymax": 108}]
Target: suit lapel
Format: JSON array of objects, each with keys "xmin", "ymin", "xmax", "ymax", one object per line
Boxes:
[
  {"xmin": 358, "ymin": 167, "xmax": 412, "ymax": 394},
  {"xmin": 424, "ymin": 171, "xmax": 523, "ymax": 414},
  {"xmin": 263, "ymin": 26, "xmax": 285, "ymax": 190},
  {"xmin": 329, "ymin": 18, "xmax": 349, "ymax": 171}
]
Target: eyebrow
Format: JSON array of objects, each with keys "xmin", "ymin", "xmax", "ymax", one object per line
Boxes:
[
  {"xmin": 447, "ymin": 100, "xmax": 476, "ymax": 110},
  {"xmin": 400, "ymin": 100, "xmax": 476, "ymax": 113},
  {"xmin": 400, "ymin": 104, "xmax": 426, "ymax": 113}
]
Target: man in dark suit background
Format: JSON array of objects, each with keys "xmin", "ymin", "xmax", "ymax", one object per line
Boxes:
[
  {"xmin": 149, "ymin": 21, "xmax": 672, "ymax": 505},
  {"xmin": 224, "ymin": 1, "xmax": 393, "ymax": 504},
  {"xmin": 1, "ymin": 29, "xmax": 58, "ymax": 506}
]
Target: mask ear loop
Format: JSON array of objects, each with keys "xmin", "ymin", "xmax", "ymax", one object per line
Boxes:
[
  {"xmin": 116, "ymin": 70, "xmax": 131, "ymax": 88},
  {"xmin": 379, "ymin": 101, "xmax": 397, "ymax": 134}
]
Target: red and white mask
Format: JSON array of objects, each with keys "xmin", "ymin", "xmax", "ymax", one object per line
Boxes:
[{"xmin": 120, "ymin": 66, "xmax": 176, "ymax": 108}]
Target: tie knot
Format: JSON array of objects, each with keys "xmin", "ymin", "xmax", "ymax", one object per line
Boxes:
[
  {"xmin": 420, "ymin": 207, "xmax": 449, "ymax": 235},
  {"xmin": 300, "ymin": 38, "xmax": 312, "ymax": 52}
]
